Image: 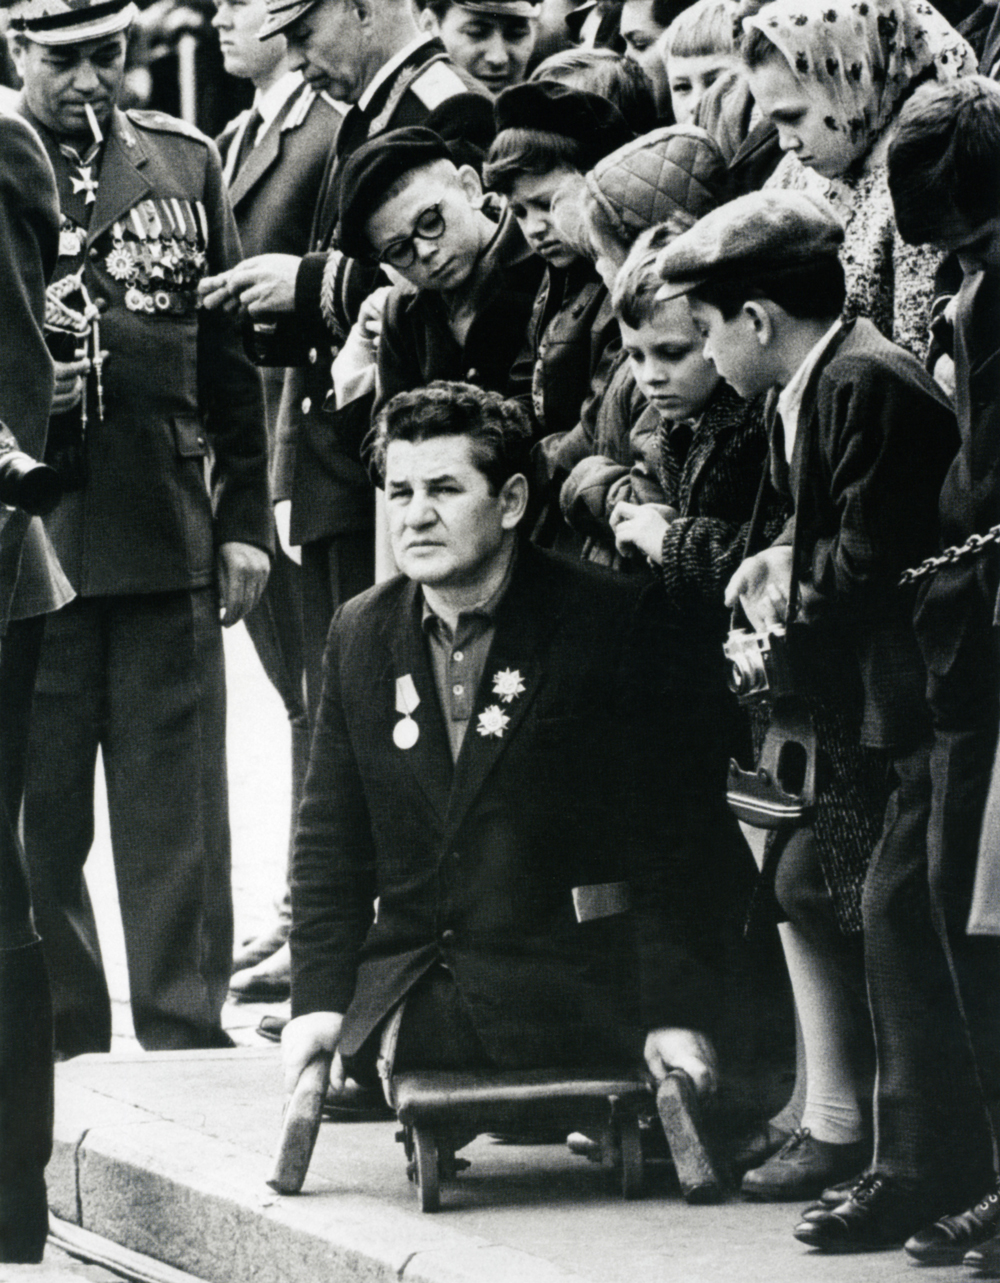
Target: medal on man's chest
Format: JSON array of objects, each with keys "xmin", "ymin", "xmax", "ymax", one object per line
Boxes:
[{"xmin": 394, "ymin": 674, "xmax": 421, "ymax": 750}]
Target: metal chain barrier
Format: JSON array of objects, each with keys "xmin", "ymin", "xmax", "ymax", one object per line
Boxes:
[{"xmin": 899, "ymin": 524, "xmax": 1000, "ymax": 586}]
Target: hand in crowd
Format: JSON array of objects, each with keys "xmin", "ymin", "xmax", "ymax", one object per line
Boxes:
[
  {"xmin": 609, "ymin": 500, "xmax": 678, "ymax": 563},
  {"xmin": 356, "ymin": 285, "xmax": 393, "ymax": 355},
  {"xmin": 52, "ymin": 355, "xmax": 98, "ymax": 415},
  {"xmin": 274, "ymin": 500, "xmax": 301, "ymax": 566},
  {"xmin": 198, "ymin": 255, "xmax": 301, "ymax": 316},
  {"xmin": 643, "ymin": 1027, "xmax": 719, "ymax": 1098},
  {"xmin": 725, "ymin": 545, "xmax": 795, "ymax": 633},
  {"xmin": 216, "ymin": 540, "xmax": 271, "ymax": 625},
  {"xmin": 281, "ymin": 1011, "xmax": 344, "ymax": 1094}
]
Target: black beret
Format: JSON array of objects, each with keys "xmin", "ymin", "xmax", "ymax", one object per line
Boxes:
[
  {"xmin": 337, "ymin": 126, "xmax": 454, "ymax": 263},
  {"xmin": 493, "ymin": 81, "xmax": 635, "ymax": 171},
  {"xmin": 423, "ymin": 93, "xmax": 497, "ymax": 175}
]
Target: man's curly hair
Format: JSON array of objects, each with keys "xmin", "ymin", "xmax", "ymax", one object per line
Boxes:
[{"xmin": 371, "ymin": 381, "xmax": 533, "ymax": 493}]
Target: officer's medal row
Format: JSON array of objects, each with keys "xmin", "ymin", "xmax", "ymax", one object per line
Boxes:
[{"xmin": 103, "ymin": 198, "xmax": 210, "ymax": 315}]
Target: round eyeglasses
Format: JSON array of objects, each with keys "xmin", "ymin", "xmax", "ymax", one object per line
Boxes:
[{"xmin": 377, "ymin": 204, "xmax": 446, "ymax": 269}]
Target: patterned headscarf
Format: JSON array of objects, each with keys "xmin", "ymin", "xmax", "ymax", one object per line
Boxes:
[{"xmin": 743, "ymin": 0, "xmax": 975, "ymax": 151}]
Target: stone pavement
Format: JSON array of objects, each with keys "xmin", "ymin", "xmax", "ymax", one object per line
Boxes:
[{"xmin": 48, "ymin": 1045, "xmax": 976, "ymax": 1283}]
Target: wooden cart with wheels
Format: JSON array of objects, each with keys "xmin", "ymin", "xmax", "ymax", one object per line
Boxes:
[{"xmin": 391, "ymin": 1067, "xmax": 652, "ymax": 1211}]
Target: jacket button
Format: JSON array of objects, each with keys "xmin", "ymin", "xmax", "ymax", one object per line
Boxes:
[
  {"xmin": 308, "ymin": 348, "xmax": 318, "ymax": 364},
  {"xmin": 441, "ymin": 929, "xmax": 456, "ymax": 945},
  {"xmin": 301, "ymin": 396, "xmax": 312, "ymax": 414},
  {"xmin": 450, "ymin": 850, "xmax": 461, "ymax": 862}
]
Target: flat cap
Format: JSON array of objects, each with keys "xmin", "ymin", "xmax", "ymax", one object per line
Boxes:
[
  {"xmin": 8, "ymin": 0, "xmax": 136, "ymax": 45},
  {"xmin": 337, "ymin": 126, "xmax": 454, "ymax": 262},
  {"xmin": 494, "ymin": 81, "xmax": 634, "ymax": 171},
  {"xmin": 655, "ymin": 190, "xmax": 844, "ymax": 302},
  {"xmin": 258, "ymin": 0, "xmax": 320, "ymax": 41}
]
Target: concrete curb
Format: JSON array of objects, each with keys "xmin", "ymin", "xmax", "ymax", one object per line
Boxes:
[{"xmin": 50, "ymin": 1054, "xmax": 589, "ymax": 1283}]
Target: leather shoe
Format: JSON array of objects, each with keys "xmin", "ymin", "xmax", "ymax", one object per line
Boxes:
[
  {"xmin": 728, "ymin": 1121, "xmax": 792, "ymax": 1175},
  {"xmin": 905, "ymin": 1186, "xmax": 1000, "ymax": 1265},
  {"xmin": 800, "ymin": 1170, "xmax": 870, "ymax": 1220},
  {"xmin": 229, "ymin": 943, "xmax": 291, "ymax": 1002},
  {"xmin": 742, "ymin": 1128, "xmax": 869, "ymax": 1201},
  {"xmin": 964, "ymin": 1232, "xmax": 1000, "ymax": 1275},
  {"xmin": 256, "ymin": 1013, "xmax": 287, "ymax": 1042},
  {"xmin": 232, "ymin": 923, "xmax": 288, "ymax": 974},
  {"xmin": 793, "ymin": 1172, "xmax": 938, "ymax": 1252}
]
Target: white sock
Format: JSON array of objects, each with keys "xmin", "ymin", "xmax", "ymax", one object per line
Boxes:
[{"xmin": 778, "ymin": 922, "xmax": 865, "ymax": 1146}]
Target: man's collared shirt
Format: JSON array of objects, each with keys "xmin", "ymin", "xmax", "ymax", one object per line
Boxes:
[
  {"xmin": 357, "ymin": 35, "xmax": 437, "ymax": 112},
  {"xmin": 254, "ymin": 69, "xmax": 305, "ymax": 139},
  {"xmin": 421, "ymin": 545, "xmax": 517, "ymax": 761},
  {"xmin": 777, "ymin": 319, "xmax": 843, "ymax": 465}
]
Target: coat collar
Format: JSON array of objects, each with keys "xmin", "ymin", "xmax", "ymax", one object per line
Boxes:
[
  {"xmin": 86, "ymin": 109, "xmax": 152, "ymax": 245},
  {"xmin": 383, "ymin": 542, "xmax": 564, "ymax": 829},
  {"xmin": 228, "ymin": 81, "xmax": 308, "ymax": 208}
]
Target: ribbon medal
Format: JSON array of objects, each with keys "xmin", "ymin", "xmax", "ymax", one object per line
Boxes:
[{"xmin": 393, "ymin": 674, "xmax": 420, "ymax": 750}]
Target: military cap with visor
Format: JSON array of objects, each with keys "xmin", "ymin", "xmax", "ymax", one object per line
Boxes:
[{"xmin": 7, "ymin": 0, "xmax": 137, "ymax": 45}]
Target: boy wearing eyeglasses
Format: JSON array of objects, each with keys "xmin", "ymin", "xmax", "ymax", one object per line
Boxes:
[{"xmin": 334, "ymin": 126, "xmax": 544, "ymax": 422}]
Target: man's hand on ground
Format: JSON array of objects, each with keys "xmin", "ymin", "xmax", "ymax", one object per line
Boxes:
[
  {"xmin": 217, "ymin": 540, "xmax": 270, "ymax": 625},
  {"xmin": 644, "ymin": 1027, "xmax": 719, "ymax": 1098},
  {"xmin": 197, "ymin": 255, "xmax": 301, "ymax": 316},
  {"xmin": 281, "ymin": 1011, "xmax": 344, "ymax": 1094}
]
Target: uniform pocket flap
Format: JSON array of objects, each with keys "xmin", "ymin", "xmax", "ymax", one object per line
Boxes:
[{"xmin": 173, "ymin": 415, "xmax": 207, "ymax": 458}]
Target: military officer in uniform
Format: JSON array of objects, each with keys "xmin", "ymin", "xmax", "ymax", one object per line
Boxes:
[
  {"xmin": 11, "ymin": 0, "xmax": 273, "ymax": 1058},
  {"xmin": 213, "ymin": 0, "xmax": 343, "ymax": 995},
  {"xmin": 199, "ymin": 0, "xmax": 486, "ymax": 728}
]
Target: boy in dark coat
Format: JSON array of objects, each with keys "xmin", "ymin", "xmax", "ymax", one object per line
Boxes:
[
  {"xmin": 334, "ymin": 127, "xmax": 544, "ymax": 421},
  {"xmin": 657, "ymin": 190, "xmax": 959, "ymax": 1214},
  {"xmin": 482, "ymin": 81, "xmax": 632, "ymax": 545}
]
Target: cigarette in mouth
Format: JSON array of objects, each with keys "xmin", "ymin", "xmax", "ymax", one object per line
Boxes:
[{"xmin": 84, "ymin": 102, "xmax": 103, "ymax": 144}]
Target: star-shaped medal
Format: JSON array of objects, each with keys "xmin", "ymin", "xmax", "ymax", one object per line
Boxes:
[{"xmin": 476, "ymin": 705, "xmax": 510, "ymax": 739}]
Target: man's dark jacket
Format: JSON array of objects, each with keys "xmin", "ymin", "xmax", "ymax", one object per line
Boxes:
[
  {"xmin": 782, "ymin": 317, "xmax": 958, "ymax": 752},
  {"xmin": 291, "ymin": 542, "xmax": 754, "ymax": 1067}
]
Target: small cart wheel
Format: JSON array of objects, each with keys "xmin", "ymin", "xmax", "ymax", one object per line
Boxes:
[
  {"xmin": 619, "ymin": 1114, "xmax": 643, "ymax": 1199},
  {"xmin": 413, "ymin": 1127, "xmax": 440, "ymax": 1212}
]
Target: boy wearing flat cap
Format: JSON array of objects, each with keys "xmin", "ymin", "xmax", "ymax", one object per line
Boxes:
[
  {"xmin": 414, "ymin": 0, "xmax": 540, "ymax": 95},
  {"xmin": 335, "ymin": 126, "xmax": 543, "ymax": 425},
  {"xmin": 483, "ymin": 81, "xmax": 635, "ymax": 542},
  {"xmin": 658, "ymin": 190, "xmax": 962, "ymax": 1234}
]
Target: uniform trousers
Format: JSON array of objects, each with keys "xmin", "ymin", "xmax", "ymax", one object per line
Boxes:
[
  {"xmin": 300, "ymin": 531, "xmax": 375, "ymax": 724},
  {"xmin": 243, "ymin": 546, "xmax": 309, "ymax": 928},
  {"xmin": 22, "ymin": 589, "xmax": 234, "ymax": 1056},
  {"xmin": 863, "ymin": 611, "xmax": 1000, "ymax": 1199}
]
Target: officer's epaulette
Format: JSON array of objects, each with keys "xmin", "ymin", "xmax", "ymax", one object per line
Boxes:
[
  {"xmin": 281, "ymin": 85, "xmax": 347, "ymax": 132},
  {"xmin": 126, "ymin": 109, "xmax": 211, "ymax": 146},
  {"xmin": 409, "ymin": 60, "xmax": 471, "ymax": 111}
]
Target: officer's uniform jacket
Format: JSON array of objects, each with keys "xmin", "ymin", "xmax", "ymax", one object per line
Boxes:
[
  {"xmin": 23, "ymin": 103, "xmax": 272, "ymax": 596},
  {"xmin": 259, "ymin": 37, "xmax": 483, "ymax": 547}
]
